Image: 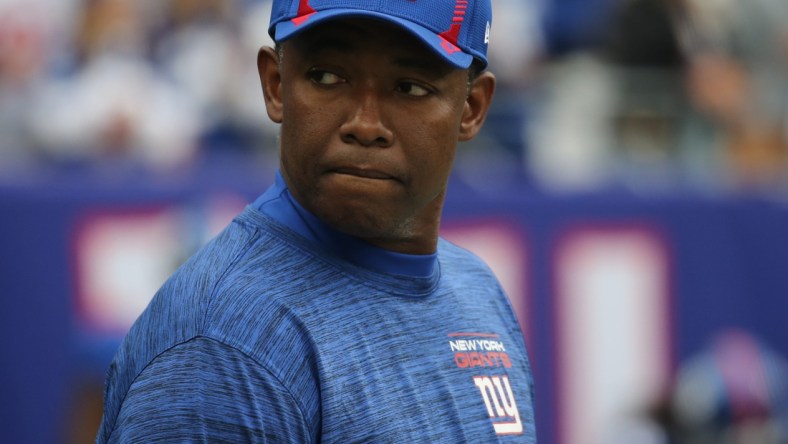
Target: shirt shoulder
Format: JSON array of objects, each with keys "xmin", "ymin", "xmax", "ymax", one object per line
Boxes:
[
  {"xmin": 99, "ymin": 336, "xmax": 315, "ymax": 443},
  {"xmin": 99, "ymin": 210, "xmax": 324, "ymax": 441},
  {"xmin": 437, "ymin": 237, "xmax": 505, "ymax": 290}
]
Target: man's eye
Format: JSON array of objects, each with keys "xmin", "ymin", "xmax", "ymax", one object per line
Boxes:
[
  {"xmin": 309, "ymin": 70, "xmax": 344, "ymax": 85},
  {"xmin": 397, "ymin": 82, "xmax": 431, "ymax": 97}
]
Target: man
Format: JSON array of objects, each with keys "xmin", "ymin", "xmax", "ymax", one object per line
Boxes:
[{"xmin": 97, "ymin": 0, "xmax": 536, "ymax": 442}]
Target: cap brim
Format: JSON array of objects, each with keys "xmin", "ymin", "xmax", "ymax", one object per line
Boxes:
[{"xmin": 273, "ymin": 9, "xmax": 475, "ymax": 69}]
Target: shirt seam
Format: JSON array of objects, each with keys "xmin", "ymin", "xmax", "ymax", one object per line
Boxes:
[{"xmin": 199, "ymin": 218, "xmax": 263, "ymax": 332}]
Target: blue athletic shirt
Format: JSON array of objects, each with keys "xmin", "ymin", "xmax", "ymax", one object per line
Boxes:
[{"xmin": 97, "ymin": 172, "xmax": 537, "ymax": 443}]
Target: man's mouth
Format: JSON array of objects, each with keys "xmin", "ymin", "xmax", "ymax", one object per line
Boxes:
[{"xmin": 331, "ymin": 167, "xmax": 397, "ymax": 181}]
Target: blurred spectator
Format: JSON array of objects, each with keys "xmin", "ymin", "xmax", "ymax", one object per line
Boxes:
[
  {"xmin": 542, "ymin": 0, "xmax": 618, "ymax": 56},
  {"xmin": 0, "ymin": 0, "xmax": 79, "ymax": 171},
  {"xmin": 26, "ymin": 0, "xmax": 200, "ymax": 170},
  {"xmin": 526, "ymin": 51, "xmax": 619, "ymax": 191},
  {"xmin": 671, "ymin": 330, "xmax": 788, "ymax": 443},
  {"xmin": 679, "ymin": 0, "xmax": 788, "ymax": 191},
  {"xmin": 154, "ymin": 0, "xmax": 277, "ymax": 161},
  {"xmin": 525, "ymin": 0, "xmax": 788, "ymax": 194},
  {"xmin": 526, "ymin": 0, "xmax": 688, "ymax": 192},
  {"xmin": 601, "ymin": 0, "xmax": 688, "ymax": 190},
  {"xmin": 605, "ymin": 329, "xmax": 788, "ymax": 444},
  {"xmin": 659, "ymin": 329, "xmax": 788, "ymax": 443},
  {"xmin": 0, "ymin": 0, "xmax": 280, "ymax": 174}
]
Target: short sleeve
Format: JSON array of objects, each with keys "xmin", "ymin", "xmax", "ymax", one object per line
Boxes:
[{"xmin": 103, "ymin": 336, "xmax": 312, "ymax": 443}]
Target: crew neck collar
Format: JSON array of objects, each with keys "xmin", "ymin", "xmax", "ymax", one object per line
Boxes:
[{"xmin": 252, "ymin": 171, "xmax": 438, "ymax": 278}]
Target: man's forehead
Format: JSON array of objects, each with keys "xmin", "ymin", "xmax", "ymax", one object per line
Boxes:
[{"xmin": 286, "ymin": 18, "xmax": 457, "ymax": 73}]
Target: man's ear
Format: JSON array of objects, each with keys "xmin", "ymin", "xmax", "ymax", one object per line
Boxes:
[
  {"xmin": 458, "ymin": 71, "xmax": 496, "ymax": 142},
  {"xmin": 257, "ymin": 46, "xmax": 283, "ymax": 124}
]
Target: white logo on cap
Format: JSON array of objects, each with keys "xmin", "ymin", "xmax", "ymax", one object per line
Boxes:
[{"xmin": 484, "ymin": 21, "xmax": 490, "ymax": 44}]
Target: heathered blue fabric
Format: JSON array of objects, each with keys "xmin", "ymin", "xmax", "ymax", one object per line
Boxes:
[
  {"xmin": 97, "ymin": 178, "xmax": 537, "ymax": 443},
  {"xmin": 253, "ymin": 172, "xmax": 438, "ymax": 278}
]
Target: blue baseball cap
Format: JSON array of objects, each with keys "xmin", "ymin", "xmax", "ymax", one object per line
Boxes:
[{"xmin": 268, "ymin": 0, "xmax": 492, "ymax": 69}]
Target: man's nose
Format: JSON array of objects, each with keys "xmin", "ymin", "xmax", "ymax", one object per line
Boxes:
[{"xmin": 339, "ymin": 90, "xmax": 394, "ymax": 147}]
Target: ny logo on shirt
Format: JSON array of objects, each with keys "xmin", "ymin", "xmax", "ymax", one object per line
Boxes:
[{"xmin": 473, "ymin": 375, "xmax": 523, "ymax": 435}]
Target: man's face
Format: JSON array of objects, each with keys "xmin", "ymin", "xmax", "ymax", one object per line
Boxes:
[{"xmin": 260, "ymin": 18, "xmax": 492, "ymax": 253}]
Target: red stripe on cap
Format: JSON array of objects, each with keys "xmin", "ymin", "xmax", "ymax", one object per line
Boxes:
[
  {"xmin": 298, "ymin": 0, "xmax": 316, "ymax": 15},
  {"xmin": 439, "ymin": 0, "xmax": 468, "ymax": 47},
  {"xmin": 292, "ymin": 0, "xmax": 316, "ymax": 26},
  {"xmin": 439, "ymin": 23, "xmax": 462, "ymax": 50},
  {"xmin": 292, "ymin": 12, "xmax": 315, "ymax": 26},
  {"xmin": 439, "ymin": 35, "xmax": 461, "ymax": 55}
]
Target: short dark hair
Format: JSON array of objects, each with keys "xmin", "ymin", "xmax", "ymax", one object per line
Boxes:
[
  {"xmin": 466, "ymin": 59, "xmax": 486, "ymax": 93},
  {"xmin": 468, "ymin": 59, "xmax": 485, "ymax": 82}
]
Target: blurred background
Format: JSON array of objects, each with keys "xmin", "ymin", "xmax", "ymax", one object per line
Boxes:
[{"xmin": 2, "ymin": 0, "xmax": 788, "ymax": 442}]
